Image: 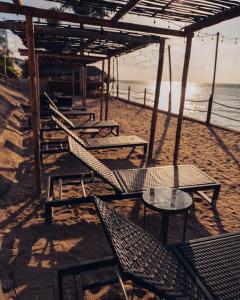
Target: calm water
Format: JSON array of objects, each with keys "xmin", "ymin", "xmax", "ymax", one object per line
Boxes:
[{"xmin": 115, "ymin": 81, "xmax": 240, "ymax": 132}]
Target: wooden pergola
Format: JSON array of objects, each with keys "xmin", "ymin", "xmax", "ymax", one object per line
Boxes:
[{"xmin": 0, "ymin": 0, "xmax": 239, "ymax": 195}]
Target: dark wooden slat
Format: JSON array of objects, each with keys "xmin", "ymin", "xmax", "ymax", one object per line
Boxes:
[
  {"xmin": 19, "ymin": 49, "xmax": 106, "ymax": 61},
  {"xmin": 112, "ymin": 0, "xmax": 141, "ymax": 22}
]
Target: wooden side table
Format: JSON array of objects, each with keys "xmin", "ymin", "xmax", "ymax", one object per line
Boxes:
[{"xmin": 142, "ymin": 187, "xmax": 193, "ymax": 245}]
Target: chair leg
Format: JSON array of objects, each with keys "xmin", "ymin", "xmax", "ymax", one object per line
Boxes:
[
  {"xmin": 212, "ymin": 186, "xmax": 220, "ymax": 207},
  {"xmin": 117, "ymin": 271, "xmax": 128, "ymax": 300},
  {"xmin": 45, "ymin": 203, "xmax": 53, "ymax": 224}
]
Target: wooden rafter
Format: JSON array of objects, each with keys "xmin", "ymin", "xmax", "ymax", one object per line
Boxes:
[
  {"xmin": 0, "ymin": 2, "xmax": 190, "ymax": 37},
  {"xmin": 0, "ymin": 21, "xmax": 163, "ymax": 44},
  {"xmin": 184, "ymin": 5, "xmax": 240, "ymax": 33},
  {"xmin": 111, "ymin": 0, "xmax": 141, "ymax": 22}
]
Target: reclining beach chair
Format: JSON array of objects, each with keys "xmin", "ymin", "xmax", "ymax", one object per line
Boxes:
[
  {"xmin": 40, "ymin": 92, "xmax": 95, "ymax": 120},
  {"xmin": 40, "ymin": 103, "xmax": 120, "ymax": 139},
  {"xmin": 45, "ymin": 135, "xmax": 220, "ymax": 223},
  {"xmin": 40, "ymin": 116, "xmax": 147, "ymax": 162},
  {"xmin": 55, "ymin": 196, "xmax": 238, "ymax": 300}
]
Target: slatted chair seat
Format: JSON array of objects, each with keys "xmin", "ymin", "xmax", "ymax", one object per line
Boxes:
[
  {"xmin": 40, "ymin": 116, "xmax": 147, "ymax": 161},
  {"xmin": 94, "ymin": 197, "xmax": 205, "ymax": 299}
]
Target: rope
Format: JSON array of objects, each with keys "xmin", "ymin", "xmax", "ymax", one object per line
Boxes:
[
  {"xmin": 185, "ymin": 99, "xmax": 208, "ymax": 103},
  {"xmin": 131, "ymin": 95, "xmax": 144, "ymax": 100},
  {"xmin": 211, "ymin": 112, "xmax": 240, "ymax": 122},
  {"xmin": 184, "ymin": 108, "xmax": 207, "ymax": 113},
  {"xmin": 213, "ymin": 101, "xmax": 240, "ymax": 110}
]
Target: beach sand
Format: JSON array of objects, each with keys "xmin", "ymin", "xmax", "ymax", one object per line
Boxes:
[{"xmin": 0, "ymin": 84, "xmax": 239, "ymax": 299}]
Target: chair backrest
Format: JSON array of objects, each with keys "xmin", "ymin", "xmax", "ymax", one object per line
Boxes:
[
  {"xmin": 49, "ymin": 104, "xmax": 75, "ymax": 128},
  {"xmin": 44, "ymin": 92, "xmax": 58, "ymax": 110},
  {"xmin": 68, "ymin": 136, "xmax": 124, "ymax": 193},
  {"xmin": 52, "ymin": 115, "xmax": 87, "ymax": 147},
  {"xmin": 94, "ymin": 197, "xmax": 200, "ymax": 298}
]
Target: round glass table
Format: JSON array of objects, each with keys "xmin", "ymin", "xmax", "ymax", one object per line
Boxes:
[{"xmin": 142, "ymin": 187, "xmax": 193, "ymax": 245}]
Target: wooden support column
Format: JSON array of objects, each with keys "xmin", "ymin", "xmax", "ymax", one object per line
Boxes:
[
  {"xmin": 147, "ymin": 40, "xmax": 165, "ymax": 161},
  {"xmin": 83, "ymin": 65, "xmax": 87, "ymax": 106},
  {"xmin": 105, "ymin": 57, "xmax": 111, "ymax": 120},
  {"xmin": 100, "ymin": 59, "xmax": 105, "ymax": 120},
  {"xmin": 72, "ymin": 71, "xmax": 75, "ymax": 98},
  {"xmin": 168, "ymin": 44, "xmax": 172, "ymax": 113},
  {"xmin": 36, "ymin": 54, "xmax": 40, "ymax": 100},
  {"xmin": 116, "ymin": 57, "xmax": 119, "ymax": 99},
  {"xmin": 128, "ymin": 86, "xmax": 130, "ymax": 101},
  {"xmin": 25, "ymin": 15, "xmax": 41, "ymax": 195},
  {"xmin": 206, "ymin": 32, "xmax": 219, "ymax": 124},
  {"xmin": 80, "ymin": 65, "xmax": 87, "ymax": 107},
  {"xmin": 173, "ymin": 36, "xmax": 193, "ymax": 165}
]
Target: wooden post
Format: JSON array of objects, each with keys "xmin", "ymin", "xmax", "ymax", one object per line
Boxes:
[
  {"xmin": 105, "ymin": 57, "xmax": 111, "ymax": 120},
  {"xmin": 83, "ymin": 65, "xmax": 87, "ymax": 106},
  {"xmin": 147, "ymin": 40, "xmax": 165, "ymax": 161},
  {"xmin": 168, "ymin": 44, "xmax": 172, "ymax": 113},
  {"xmin": 206, "ymin": 32, "xmax": 219, "ymax": 124},
  {"xmin": 128, "ymin": 85, "xmax": 130, "ymax": 101},
  {"xmin": 25, "ymin": 15, "xmax": 41, "ymax": 195},
  {"xmin": 79, "ymin": 66, "xmax": 83, "ymax": 101},
  {"xmin": 100, "ymin": 59, "xmax": 105, "ymax": 120},
  {"xmin": 36, "ymin": 54, "xmax": 40, "ymax": 101},
  {"xmin": 116, "ymin": 57, "xmax": 119, "ymax": 99},
  {"xmin": 112, "ymin": 57, "xmax": 115, "ymax": 97},
  {"xmin": 173, "ymin": 36, "xmax": 193, "ymax": 165},
  {"xmin": 144, "ymin": 88, "xmax": 147, "ymax": 106},
  {"xmin": 72, "ymin": 70, "xmax": 75, "ymax": 98}
]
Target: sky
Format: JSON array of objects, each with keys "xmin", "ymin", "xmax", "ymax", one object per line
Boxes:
[{"xmin": 0, "ymin": 0, "xmax": 240, "ymax": 84}]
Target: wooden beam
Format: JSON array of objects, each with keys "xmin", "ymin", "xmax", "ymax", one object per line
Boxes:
[
  {"xmin": 12, "ymin": 0, "xmax": 23, "ymax": 5},
  {"xmin": 19, "ymin": 49, "xmax": 105, "ymax": 61},
  {"xmin": 0, "ymin": 2, "xmax": 190, "ymax": 37},
  {"xmin": 173, "ymin": 36, "xmax": 193, "ymax": 165},
  {"xmin": 185, "ymin": 6, "xmax": 240, "ymax": 33},
  {"xmin": 112, "ymin": 0, "xmax": 141, "ymax": 22},
  {"xmin": 147, "ymin": 40, "xmax": 165, "ymax": 161},
  {"xmin": 25, "ymin": 15, "xmax": 41, "ymax": 195},
  {"xmin": 105, "ymin": 57, "xmax": 111, "ymax": 121}
]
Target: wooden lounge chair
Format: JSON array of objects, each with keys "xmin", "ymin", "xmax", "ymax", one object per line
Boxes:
[
  {"xmin": 56, "ymin": 196, "xmax": 238, "ymax": 299},
  {"xmin": 40, "ymin": 116, "xmax": 147, "ymax": 162},
  {"xmin": 40, "ymin": 92, "xmax": 95, "ymax": 120},
  {"xmin": 40, "ymin": 104, "xmax": 120, "ymax": 139},
  {"xmin": 45, "ymin": 135, "xmax": 220, "ymax": 223}
]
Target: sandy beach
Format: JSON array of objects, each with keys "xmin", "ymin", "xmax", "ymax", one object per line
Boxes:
[{"xmin": 0, "ymin": 84, "xmax": 239, "ymax": 299}]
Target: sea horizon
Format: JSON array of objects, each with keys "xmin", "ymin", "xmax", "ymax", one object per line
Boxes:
[{"xmin": 116, "ymin": 80, "xmax": 240, "ymax": 132}]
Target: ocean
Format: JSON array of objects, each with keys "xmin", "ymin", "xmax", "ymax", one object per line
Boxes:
[{"xmin": 115, "ymin": 81, "xmax": 240, "ymax": 132}]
